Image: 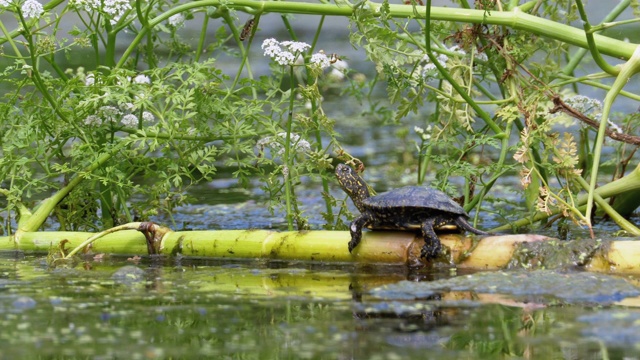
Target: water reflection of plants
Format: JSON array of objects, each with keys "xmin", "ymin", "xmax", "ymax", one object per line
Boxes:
[{"xmin": 1, "ymin": 0, "xmax": 639, "ymax": 239}]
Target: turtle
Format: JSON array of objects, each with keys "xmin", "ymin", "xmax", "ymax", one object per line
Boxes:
[{"xmin": 335, "ymin": 163, "xmax": 490, "ymax": 260}]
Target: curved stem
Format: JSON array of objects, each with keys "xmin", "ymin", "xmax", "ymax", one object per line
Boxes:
[
  {"xmin": 574, "ymin": 0, "xmax": 618, "ymax": 76},
  {"xmin": 584, "ymin": 45, "xmax": 640, "ymax": 227},
  {"xmin": 561, "ymin": 0, "xmax": 630, "ymax": 76}
]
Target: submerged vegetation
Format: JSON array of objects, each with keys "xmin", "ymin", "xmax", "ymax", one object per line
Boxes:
[{"xmin": 0, "ymin": 0, "xmax": 639, "ymax": 244}]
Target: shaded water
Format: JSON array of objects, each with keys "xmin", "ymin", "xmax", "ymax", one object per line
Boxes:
[{"xmin": 3, "ymin": 253, "xmax": 640, "ymax": 358}]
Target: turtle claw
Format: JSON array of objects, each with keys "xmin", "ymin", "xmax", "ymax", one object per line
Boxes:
[
  {"xmin": 348, "ymin": 240, "xmax": 357, "ymax": 253},
  {"xmin": 420, "ymin": 242, "xmax": 442, "ymax": 261}
]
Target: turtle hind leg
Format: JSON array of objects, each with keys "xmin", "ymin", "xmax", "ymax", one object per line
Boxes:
[
  {"xmin": 420, "ymin": 218, "xmax": 443, "ymax": 260},
  {"xmin": 454, "ymin": 216, "xmax": 491, "ymax": 235},
  {"xmin": 348, "ymin": 215, "xmax": 371, "ymax": 253}
]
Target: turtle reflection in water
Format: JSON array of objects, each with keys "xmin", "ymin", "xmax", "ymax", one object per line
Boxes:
[{"xmin": 335, "ymin": 164, "xmax": 490, "ymax": 260}]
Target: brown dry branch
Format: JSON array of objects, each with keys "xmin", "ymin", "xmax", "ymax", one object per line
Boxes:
[{"xmin": 549, "ymin": 96, "xmax": 640, "ymax": 145}]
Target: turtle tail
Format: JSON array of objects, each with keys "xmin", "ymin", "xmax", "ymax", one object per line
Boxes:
[{"xmin": 454, "ymin": 216, "xmax": 492, "ymax": 236}]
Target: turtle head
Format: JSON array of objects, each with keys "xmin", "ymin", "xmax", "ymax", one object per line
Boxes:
[{"xmin": 335, "ymin": 163, "xmax": 370, "ymax": 212}]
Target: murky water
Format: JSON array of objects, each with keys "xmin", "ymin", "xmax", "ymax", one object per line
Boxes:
[{"xmin": 2, "ymin": 253, "xmax": 640, "ymax": 358}]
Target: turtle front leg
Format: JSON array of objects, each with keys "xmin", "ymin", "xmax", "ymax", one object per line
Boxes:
[
  {"xmin": 420, "ymin": 218, "xmax": 443, "ymax": 260},
  {"xmin": 348, "ymin": 215, "xmax": 371, "ymax": 253}
]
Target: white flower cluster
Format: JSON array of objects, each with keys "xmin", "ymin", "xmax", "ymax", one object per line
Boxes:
[
  {"xmin": 83, "ymin": 104, "xmax": 154, "ymax": 127},
  {"xmin": 310, "ymin": 53, "xmax": 330, "ymax": 69},
  {"xmin": 414, "ymin": 125, "xmax": 433, "ymax": 141},
  {"xmin": 564, "ymin": 95, "xmax": 602, "ymax": 117},
  {"xmin": 256, "ymin": 132, "xmax": 311, "ymax": 156},
  {"xmin": 0, "ymin": 0, "xmax": 9, "ymax": 7},
  {"xmin": 21, "ymin": 0, "xmax": 44, "ymax": 19},
  {"xmin": 133, "ymin": 74, "xmax": 151, "ymax": 85},
  {"xmin": 564, "ymin": 95, "xmax": 621, "ymax": 133},
  {"xmin": 261, "ymin": 38, "xmax": 335, "ymax": 69},
  {"xmin": 262, "ymin": 38, "xmax": 307, "ymax": 66},
  {"xmin": 168, "ymin": 13, "xmax": 185, "ymax": 28},
  {"xmin": 70, "ymin": 0, "xmax": 131, "ymax": 24}
]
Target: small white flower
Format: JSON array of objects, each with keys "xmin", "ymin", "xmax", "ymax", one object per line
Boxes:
[
  {"xmin": 21, "ymin": 0, "xmax": 44, "ymax": 19},
  {"xmin": 133, "ymin": 74, "xmax": 150, "ymax": 84},
  {"xmin": 122, "ymin": 102, "xmax": 135, "ymax": 111},
  {"xmin": 0, "ymin": 0, "xmax": 10, "ymax": 7},
  {"xmin": 99, "ymin": 106, "xmax": 121, "ymax": 122},
  {"xmin": 414, "ymin": 125, "xmax": 432, "ymax": 140},
  {"xmin": 168, "ymin": 13, "xmax": 185, "ymax": 28},
  {"xmin": 275, "ymin": 51, "xmax": 295, "ymax": 66},
  {"xmin": 280, "ymin": 41, "xmax": 311, "ymax": 53},
  {"xmin": 263, "ymin": 45, "xmax": 280, "ymax": 58},
  {"xmin": 263, "ymin": 38, "xmax": 312, "ymax": 66},
  {"xmin": 310, "ymin": 53, "xmax": 330, "ymax": 69},
  {"xmin": 85, "ymin": 73, "xmax": 95, "ymax": 86},
  {"xmin": 142, "ymin": 111, "xmax": 155, "ymax": 123},
  {"xmin": 121, "ymin": 113, "xmax": 139, "ymax": 127},
  {"xmin": 261, "ymin": 38, "xmax": 279, "ymax": 49},
  {"xmin": 84, "ymin": 115, "xmax": 102, "ymax": 126}
]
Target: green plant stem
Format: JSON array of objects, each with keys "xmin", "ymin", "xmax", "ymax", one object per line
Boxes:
[
  {"xmin": 0, "ymin": 20, "xmax": 25, "ymax": 62},
  {"xmin": 283, "ymin": 65, "xmax": 296, "ymax": 231},
  {"xmin": 17, "ymin": 142, "xmax": 128, "ymax": 234},
  {"xmin": 195, "ymin": 14, "xmax": 209, "ymax": 62},
  {"xmin": 574, "ymin": 0, "xmax": 618, "ymax": 76},
  {"xmin": 554, "ymin": 74, "xmax": 640, "ymax": 101},
  {"xmin": 104, "ymin": 21, "xmax": 116, "ymax": 67},
  {"xmin": 425, "ymin": 1, "xmax": 505, "ymax": 139},
  {"xmin": 306, "ymin": 15, "xmax": 335, "ymax": 225},
  {"xmin": 63, "ymin": 222, "xmax": 142, "ymax": 259},
  {"xmin": 584, "ymin": 45, "xmax": 640, "ymax": 229},
  {"xmin": 561, "ymin": 0, "xmax": 630, "ymax": 76},
  {"xmin": 494, "ymin": 162, "xmax": 640, "ymax": 232},
  {"xmin": 110, "ymin": 0, "xmax": 638, "ymax": 68},
  {"xmin": 574, "ymin": 177, "xmax": 640, "ymax": 236},
  {"xmin": 222, "ymin": 13, "xmax": 259, "ymax": 100}
]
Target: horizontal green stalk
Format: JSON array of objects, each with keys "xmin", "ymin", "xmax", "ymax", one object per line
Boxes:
[{"xmin": 115, "ymin": 1, "xmax": 636, "ymax": 67}]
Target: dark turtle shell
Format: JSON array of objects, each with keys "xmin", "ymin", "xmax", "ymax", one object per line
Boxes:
[{"xmin": 362, "ymin": 186, "xmax": 467, "ymax": 216}]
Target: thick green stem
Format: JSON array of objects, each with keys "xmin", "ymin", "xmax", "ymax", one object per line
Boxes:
[
  {"xmin": 574, "ymin": 176, "xmax": 640, "ymax": 236},
  {"xmin": 111, "ymin": 0, "xmax": 637, "ymax": 68},
  {"xmin": 584, "ymin": 46, "xmax": 640, "ymax": 227}
]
